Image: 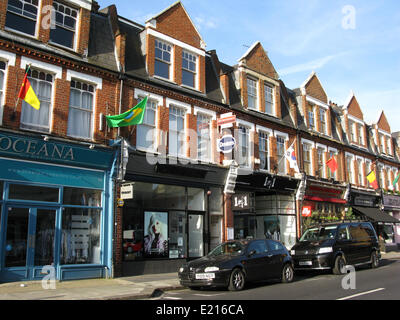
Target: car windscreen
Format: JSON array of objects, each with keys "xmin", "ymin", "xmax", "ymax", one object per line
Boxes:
[
  {"xmin": 208, "ymin": 241, "xmax": 245, "ymax": 257},
  {"xmin": 300, "ymin": 226, "xmax": 337, "ymax": 242}
]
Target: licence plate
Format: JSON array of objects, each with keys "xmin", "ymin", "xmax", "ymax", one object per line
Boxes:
[
  {"xmin": 299, "ymin": 261, "xmax": 312, "ymax": 266},
  {"xmin": 195, "ymin": 273, "xmax": 215, "ymax": 280}
]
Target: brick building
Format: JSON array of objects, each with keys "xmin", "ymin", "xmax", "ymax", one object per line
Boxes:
[{"xmin": 0, "ymin": 0, "xmax": 398, "ymax": 281}]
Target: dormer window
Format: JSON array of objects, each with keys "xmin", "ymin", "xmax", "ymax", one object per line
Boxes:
[
  {"xmin": 50, "ymin": 1, "xmax": 78, "ymax": 49},
  {"xmin": 247, "ymin": 78, "xmax": 258, "ymax": 110},
  {"xmin": 182, "ymin": 51, "xmax": 197, "ymax": 88},
  {"xmin": 154, "ymin": 39, "xmax": 172, "ymax": 80},
  {"xmin": 6, "ymin": 0, "xmax": 38, "ymax": 36},
  {"xmin": 264, "ymin": 84, "xmax": 274, "ymax": 115}
]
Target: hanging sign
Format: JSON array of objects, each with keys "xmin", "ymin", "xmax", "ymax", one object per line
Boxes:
[
  {"xmin": 217, "ymin": 134, "xmax": 236, "ymax": 154},
  {"xmin": 121, "ymin": 183, "xmax": 134, "ymax": 199},
  {"xmin": 302, "ymin": 206, "xmax": 312, "ymax": 217},
  {"xmin": 217, "ymin": 112, "xmax": 236, "ymax": 129}
]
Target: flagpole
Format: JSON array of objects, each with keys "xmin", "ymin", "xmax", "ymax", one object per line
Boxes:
[{"xmin": 12, "ymin": 64, "xmax": 32, "ymax": 118}]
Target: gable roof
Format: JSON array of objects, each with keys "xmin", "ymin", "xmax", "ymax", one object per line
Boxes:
[
  {"xmin": 300, "ymin": 71, "xmax": 328, "ymax": 102},
  {"xmin": 344, "ymin": 90, "xmax": 364, "ymax": 121},
  {"xmin": 377, "ymin": 110, "xmax": 391, "ymax": 133},
  {"xmin": 145, "ymin": 1, "xmax": 206, "ymax": 48}
]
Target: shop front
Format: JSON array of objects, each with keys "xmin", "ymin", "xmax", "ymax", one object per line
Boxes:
[
  {"xmin": 382, "ymin": 194, "xmax": 400, "ymax": 249},
  {"xmin": 0, "ymin": 130, "xmax": 117, "ymax": 282},
  {"xmin": 300, "ymin": 179, "xmax": 347, "ymax": 232},
  {"xmin": 119, "ymin": 151, "xmax": 227, "ymax": 276},
  {"xmin": 232, "ymin": 173, "xmax": 299, "ymax": 249}
]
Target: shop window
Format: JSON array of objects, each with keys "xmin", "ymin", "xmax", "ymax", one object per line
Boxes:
[
  {"xmin": 188, "ymin": 188, "xmax": 205, "ymax": 211},
  {"xmin": 9, "ymin": 184, "xmax": 59, "ymax": 202},
  {"xmin": 67, "ymin": 80, "xmax": 95, "ymax": 140},
  {"xmin": 264, "ymin": 84, "xmax": 274, "ymax": 115},
  {"xmin": 143, "ymin": 211, "xmax": 168, "ymax": 258},
  {"xmin": 61, "ymin": 208, "xmax": 101, "ymax": 265},
  {"xmin": 20, "ymin": 68, "xmax": 53, "ymax": 133},
  {"xmin": 276, "ymin": 136, "xmax": 286, "ymax": 174},
  {"xmin": 123, "ymin": 207, "xmax": 143, "ymax": 261},
  {"xmin": 63, "ymin": 187, "xmax": 102, "ymax": 206},
  {"xmin": 197, "ymin": 113, "xmax": 211, "ymax": 161},
  {"xmin": 0, "ymin": 61, "xmax": 5, "ymax": 107},
  {"xmin": 5, "ymin": 0, "xmax": 38, "ymax": 36},
  {"xmin": 238, "ymin": 125, "xmax": 251, "ymax": 168},
  {"xmin": 34, "ymin": 209, "xmax": 56, "ymax": 266},
  {"xmin": 259, "ymin": 131, "xmax": 269, "ymax": 171},
  {"xmin": 5, "ymin": 207, "xmax": 29, "ymax": 267},
  {"xmin": 169, "ymin": 105, "xmax": 186, "ymax": 157},
  {"xmin": 154, "ymin": 39, "xmax": 171, "ymax": 80},
  {"xmin": 169, "ymin": 211, "xmax": 186, "ymax": 258},
  {"xmin": 188, "ymin": 214, "xmax": 204, "ymax": 258},
  {"xmin": 247, "ymin": 78, "xmax": 258, "ymax": 110},
  {"xmin": 50, "ymin": 1, "xmax": 78, "ymax": 49},
  {"xmin": 182, "ymin": 51, "xmax": 197, "ymax": 88},
  {"xmin": 137, "ymin": 98, "xmax": 157, "ymax": 151}
]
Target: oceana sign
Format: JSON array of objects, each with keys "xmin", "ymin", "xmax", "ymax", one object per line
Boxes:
[{"xmin": 0, "ymin": 135, "xmax": 74, "ymax": 161}]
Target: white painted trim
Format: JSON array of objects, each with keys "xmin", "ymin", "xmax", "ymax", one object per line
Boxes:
[
  {"xmin": 147, "ymin": 28, "xmax": 205, "ymax": 57},
  {"xmin": 63, "ymin": 0, "xmax": 92, "ymax": 10},
  {"xmin": 348, "ymin": 114, "xmax": 364, "ymax": 125},
  {"xmin": 301, "ymin": 138, "xmax": 315, "ymax": 148},
  {"xmin": 328, "ymin": 147, "xmax": 338, "ymax": 154},
  {"xmin": 193, "ymin": 106, "xmax": 216, "ymax": 120},
  {"xmin": 0, "ymin": 50, "xmax": 16, "ymax": 66},
  {"xmin": 378, "ymin": 129, "xmax": 391, "ymax": 137},
  {"xmin": 166, "ymin": 98, "xmax": 191, "ymax": 114},
  {"xmin": 274, "ymin": 130, "xmax": 289, "ymax": 141},
  {"xmin": 66, "ymin": 70, "xmax": 102, "ymax": 90},
  {"xmin": 306, "ymin": 95, "xmax": 329, "ymax": 109},
  {"xmin": 345, "ymin": 152, "xmax": 355, "ymax": 160},
  {"xmin": 238, "ymin": 41, "xmax": 260, "ymax": 62},
  {"xmin": 256, "ymin": 125, "xmax": 273, "ymax": 136},
  {"xmin": 356, "ymin": 156, "xmax": 364, "ymax": 162},
  {"xmin": 238, "ymin": 67, "xmax": 280, "ymax": 86},
  {"xmin": 21, "ymin": 56, "xmax": 62, "ymax": 79},
  {"xmin": 134, "ymin": 88, "xmax": 163, "ymax": 107},
  {"xmin": 236, "ymin": 119, "xmax": 255, "ymax": 132},
  {"xmin": 315, "ymin": 143, "xmax": 327, "ymax": 151}
]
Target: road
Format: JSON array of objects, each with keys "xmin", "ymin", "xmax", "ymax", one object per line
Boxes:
[{"xmin": 152, "ymin": 258, "xmax": 400, "ymax": 300}]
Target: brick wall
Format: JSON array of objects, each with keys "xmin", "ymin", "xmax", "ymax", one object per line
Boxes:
[
  {"xmin": 0, "ymin": 0, "xmax": 7, "ymax": 30},
  {"xmin": 305, "ymin": 75, "xmax": 328, "ymax": 103},
  {"xmin": 76, "ymin": 7, "xmax": 91, "ymax": 55}
]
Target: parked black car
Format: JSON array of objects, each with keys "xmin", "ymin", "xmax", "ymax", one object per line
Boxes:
[
  {"xmin": 290, "ymin": 221, "xmax": 380, "ymax": 274},
  {"xmin": 178, "ymin": 239, "xmax": 294, "ymax": 291}
]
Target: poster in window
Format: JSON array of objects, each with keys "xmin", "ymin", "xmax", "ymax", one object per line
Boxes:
[{"xmin": 144, "ymin": 212, "xmax": 168, "ymax": 257}]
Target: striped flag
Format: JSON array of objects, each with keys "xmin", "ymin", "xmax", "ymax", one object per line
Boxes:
[
  {"xmin": 18, "ymin": 71, "xmax": 40, "ymax": 110},
  {"xmin": 367, "ymin": 171, "xmax": 379, "ymax": 190},
  {"xmin": 393, "ymin": 172, "xmax": 400, "ymax": 189}
]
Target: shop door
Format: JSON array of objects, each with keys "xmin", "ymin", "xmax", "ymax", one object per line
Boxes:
[
  {"xmin": 188, "ymin": 214, "xmax": 204, "ymax": 258},
  {"xmin": 1, "ymin": 206, "xmax": 57, "ymax": 282}
]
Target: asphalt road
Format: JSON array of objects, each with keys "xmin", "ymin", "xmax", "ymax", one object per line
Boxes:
[{"xmin": 152, "ymin": 258, "xmax": 400, "ymax": 300}]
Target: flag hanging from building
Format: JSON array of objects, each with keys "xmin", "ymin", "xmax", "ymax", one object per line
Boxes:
[
  {"xmin": 18, "ymin": 71, "xmax": 40, "ymax": 110},
  {"xmin": 367, "ymin": 171, "xmax": 379, "ymax": 190},
  {"xmin": 106, "ymin": 96, "xmax": 148, "ymax": 128},
  {"xmin": 393, "ymin": 172, "xmax": 400, "ymax": 189},
  {"xmin": 284, "ymin": 141, "xmax": 300, "ymax": 173},
  {"xmin": 326, "ymin": 156, "xmax": 338, "ymax": 173}
]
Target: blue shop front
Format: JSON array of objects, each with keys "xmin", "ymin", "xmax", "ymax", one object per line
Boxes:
[{"xmin": 0, "ymin": 130, "xmax": 117, "ymax": 282}]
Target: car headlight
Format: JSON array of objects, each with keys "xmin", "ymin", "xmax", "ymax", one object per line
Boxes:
[
  {"xmin": 290, "ymin": 250, "xmax": 295, "ymax": 255},
  {"xmin": 179, "ymin": 267, "xmax": 185, "ymax": 273},
  {"xmin": 204, "ymin": 266, "xmax": 219, "ymax": 272},
  {"xmin": 318, "ymin": 247, "xmax": 333, "ymax": 254}
]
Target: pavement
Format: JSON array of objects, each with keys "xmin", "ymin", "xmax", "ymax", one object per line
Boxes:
[{"xmin": 0, "ymin": 251, "xmax": 399, "ymax": 300}]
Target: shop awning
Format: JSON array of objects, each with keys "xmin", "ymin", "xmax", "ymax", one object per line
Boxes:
[{"xmin": 352, "ymin": 206, "xmax": 400, "ymax": 224}]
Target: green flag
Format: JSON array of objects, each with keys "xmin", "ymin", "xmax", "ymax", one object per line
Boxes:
[
  {"xmin": 393, "ymin": 172, "xmax": 400, "ymax": 188},
  {"xmin": 106, "ymin": 96, "xmax": 148, "ymax": 128}
]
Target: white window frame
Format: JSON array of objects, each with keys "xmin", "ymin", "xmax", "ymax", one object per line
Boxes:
[
  {"xmin": 327, "ymin": 149, "xmax": 337, "ymax": 180},
  {"xmin": 264, "ymin": 84, "xmax": 275, "ymax": 116},
  {"xmin": 238, "ymin": 125, "xmax": 251, "ymax": 168},
  {"xmin": 154, "ymin": 38, "xmax": 173, "ymax": 81},
  {"xmin": 308, "ymin": 105, "xmax": 315, "ymax": 130},
  {"xmin": 258, "ymin": 130, "xmax": 270, "ymax": 172},
  {"xmin": 196, "ymin": 111, "xmax": 212, "ymax": 162},
  {"xmin": 181, "ymin": 50, "xmax": 198, "ymax": 89},
  {"xmin": 0, "ymin": 51, "xmax": 15, "ymax": 126},
  {"xmin": 346, "ymin": 153, "xmax": 355, "ymax": 184},
  {"xmin": 319, "ymin": 109, "xmax": 327, "ymax": 135},
  {"xmin": 356, "ymin": 157, "xmax": 364, "ymax": 186},
  {"xmin": 275, "ymin": 133, "xmax": 288, "ymax": 175},
  {"xmin": 5, "ymin": 0, "xmax": 39, "ymax": 38},
  {"xmin": 168, "ymin": 104, "xmax": 187, "ymax": 158},
  {"xmin": 316, "ymin": 145, "xmax": 327, "ymax": 178},
  {"xmin": 247, "ymin": 77, "xmax": 258, "ymax": 111},
  {"xmin": 136, "ymin": 96, "xmax": 158, "ymax": 152},
  {"xmin": 303, "ymin": 143, "xmax": 313, "ymax": 176}
]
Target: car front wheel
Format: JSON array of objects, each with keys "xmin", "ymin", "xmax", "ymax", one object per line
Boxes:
[
  {"xmin": 281, "ymin": 263, "xmax": 294, "ymax": 283},
  {"xmin": 332, "ymin": 255, "xmax": 346, "ymax": 275},
  {"xmin": 228, "ymin": 268, "xmax": 245, "ymax": 291},
  {"xmin": 370, "ymin": 251, "xmax": 379, "ymax": 269}
]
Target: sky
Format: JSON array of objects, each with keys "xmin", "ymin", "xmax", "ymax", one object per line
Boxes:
[{"xmin": 97, "ymin": 0, "xmax": 400, "ymax": 132}]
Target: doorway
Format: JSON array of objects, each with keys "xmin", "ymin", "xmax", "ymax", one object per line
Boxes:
[{"xmin": 1, "ymin": 206, "xmax": 58, "ymax": 282}]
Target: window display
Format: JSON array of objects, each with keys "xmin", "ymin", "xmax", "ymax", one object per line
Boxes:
[{"xmin": 143, "ymin": 211, "xmax": 168, "ymax": 257}]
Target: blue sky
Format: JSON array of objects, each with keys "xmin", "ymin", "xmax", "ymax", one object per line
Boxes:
[{"xmin": 97, "ymin": 0, "xmax": 400, "ymax": 131}]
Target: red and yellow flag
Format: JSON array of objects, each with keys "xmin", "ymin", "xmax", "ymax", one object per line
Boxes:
[
  {"xmin": 367, "ymin": 171, "xmax": 379, "ymax": 190},
  {"xmin": 18, "ymin": 73, "xmax": 40, "ymax": 110}
]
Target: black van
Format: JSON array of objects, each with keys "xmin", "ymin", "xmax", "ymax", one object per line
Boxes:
[{"xmin": 290, "ymin": 221, "xmax": 380, "ymax": 274}]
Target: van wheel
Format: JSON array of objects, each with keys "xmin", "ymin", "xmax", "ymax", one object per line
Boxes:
[
  {"xmin": 332, "ymin": 255, "xmax": 346, "ymax": 275},
  {"xmin": 228, "ymin": 268, "xmax": 245, "ymax": 291},
  {"xmin": 281, "ymin": 263, "xmax": 294, "ymax": 283},
  {"xmin": 370, "ymin": 251, "xmax": 379, "ymax": 269}
]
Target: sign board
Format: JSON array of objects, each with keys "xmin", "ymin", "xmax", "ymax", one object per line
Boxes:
[
  {"xmin": 224, "ymin": 165, "xmax": 238, "ymax": 194},
  {"xmin": 232, "ymin": 193, "xmax": 250, "ymax": 210},
  {"xmin": 217, "ymin": 135, "xmax": 236, "ymax": 154},
  {"xmin": 121, "ymin": 183, "xmax": 134, "ymax": 199},
  {"xmin": 217, "ymin": 112, "xmax": 236, "ymax": 129},
  {"xmin": 302, "ymin": 206, "xmax": 312, "ymax": 217}
]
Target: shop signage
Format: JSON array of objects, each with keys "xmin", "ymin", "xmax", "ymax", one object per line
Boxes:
[
  {"xmin": 120, "ymin": 183, "xmax": 134, "ymax": 199},
  {"xmin": 224, "ymin": 165, "xmax": 238, "ymax": 194},
  {"xmin": 354, "ymin": 196, "xmax": 375, "ymax": 207},
  {"xmin": 232, "ymin": 193, "xmax": 250, "ymax": 210},
  {"xmin": 0, "ymin": 131, "xmax": 114, "ymax": 170},
  {"xmin": 117, "ymin": 198, "xmax": 124, "ymax": 207},
  {"xmin": 217, "ymin": 135, "xmax": 236, "ymax": 154},
  {"xmin": 217, "ymin": 112, "xmax": 236, "ymax": 129},
  {"xmin": 302, "ymin": 206, "xmax": 312, "ymax": 217},
  {"xmin": 383, "ymin": 195, "xmax": 400, "ymax": 209}
]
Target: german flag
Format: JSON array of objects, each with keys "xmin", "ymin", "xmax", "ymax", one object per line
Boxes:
[
  {"xmin": 367, "ymin": 171, "xmax": 379, "ymax": 190},
  {"xmin": 18, "ymin": 72, "xmax": 40, "ymax": 110}
]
